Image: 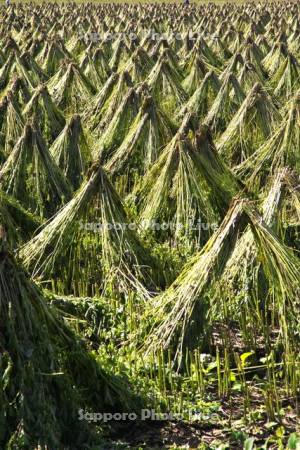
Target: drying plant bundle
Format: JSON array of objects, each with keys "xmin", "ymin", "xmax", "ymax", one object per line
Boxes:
[
  {"xmin": 141, "ymin": 184, "xmax": 300, "ymax": 363},
  {"xmin": 152, "ymin": 45, "xmax": 182, "ymax": 80},
  {"xmin": 105, "ymin": 95, "xmax": 175, "ymax": 195},
  {"xmin": 147, "ymin": 52, "xmax": 188, "ymax": 115},
  {"xmin": 262, "ymin": 41, "xmax": 290, "ymax": 76},
  {"xmin": 0, "ymin": 53, "xmax": 19, "ymax": 91},
  {"xmin": 216, "ymin": 169, "xmax": 288, "ymax": 324},
  {"xmin": 177, "ymin": 70, "xmax": 221, "ymax": 122},
  {"xmin": 141, "ymin": 199, "xmax": 248, "ymax": 363},
  {"xmin": 90, "ymin": 47, "xmax": 111, "ymax": 81},
  {"xmin": 209, "ymin": 35, "xmax": 232, "ymax": 62},
  {"xmin": 1, "ymin": 37, "xmax": 19, "ymax": 61},
  {"xmin": 97, "ymin": 86, "xmax": 143, "ymax": 162},
  {"xmin": 236, "ymin": 90, "xmax": 300, "ymax": 189},
  {"xmin": 219, "ymin": 52, "xmax": 244, "ymax": 83},
  {"xmin": 271, "ymin": 51, "xmax": 300, "ymax": 99},
  {"xmin": 66, "ymin": 30, "xmax": 89, "ymax": 57},
  {"xmin": 50, "ymin": 114, "xmax": 92, "ymax": 189},
  {"xmin": 0, "ymin": 90, "xmax": 24, "ymax": 158},
  {"xmin": 225, "ymin": 29, "xmax": 245, "ymax": 54},
  {"xmin": 204, "ymin": 71, "xmax": 245, "ymax": 136},
  {"xmin": 82, "ymin": 72, "xmax": 120, "ymax": 131},
  {"xmin": 8, "ymin": 75, "xmax": 31, "ymax": 108},
  {"xmin": 194, "ymin": 36, "xmax": 223, "ymax": 68},
  {"xmin": 242, "ymin": 37, "xmax": 265, "ymax": 65},
  {"xmin": 47, "ymin": 60, "xmax": 96, "ymax": 113},
  {"xmin": 217, "ymin": 82, "xmax": 281, "ymax": 165},
  {"xmin": 288, "ymin": 27, "xmax": 300, "ymax": 58},
  {"xmin": 0, "ymin": 237, "xmax": 89, "ymax": 448},
  {"xmin": 22, "ymin": 84, "xmax": 66, "ymax": 145},
  {"xmin": 122, "ymin": 46, "xmax": 154, "ymax": 84},
  {"xmin": 246, "ymin": 205, "xmax": 300, "ymax": 347},
  {"xmin": 0, "ymin": 122, "xmax": 72, "ymax": 218},
  {"xmin": 181, "ymin": 55, "xmax": 208, "ymax": 95},
  {"xmin": 193, "ymin": 125, "xmax": 243, "ymax": 215},
  {"xmin": 19, "ymin": 163, "xmax": 163, "ymax": 297},
  {"xmin": 237, "ymin": 59, "xmax": 266, "ymax": 91},
  {"xmin": 11, "ymin": 51, "xmax": 46, "ymax": 91},
  {"xmin": 133, "ymin": 115, "xmax": 221, "ymax": 245},
  {"xmin": 36, "ymin": 39, "xmax": 70, "ymax": 76},
  {"xmin": 109, "ymin": 38, "xmax": 132, "ymax": 72},
  {"xmin": 84, "ymin": 71, "xmax": 133, "ymax": 139},
  {"xmin": 240, "ymin": 39, "xmax": 267, "ymax": 81},
  {"xmin": 0, "ymin": 234, "xmax": 139, "ymax": 449},
  {"xmin": 255, "ymin": 34, "xmax": 270, "ymax": 57},
  {"xmin": 79, "ymin": 52, "xmax": 104, "ymax": 90},
  {"xmin": 0, "ymin": 191, "xmax": 41, "ymax": 247}
]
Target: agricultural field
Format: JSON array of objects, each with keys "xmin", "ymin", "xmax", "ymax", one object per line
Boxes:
[{"xmin": 0, "ymin": 1, "xmax": 300, "ymax": 449}]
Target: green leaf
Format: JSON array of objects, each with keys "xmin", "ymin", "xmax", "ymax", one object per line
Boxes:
[
  {"xmin": 244, "ymin": 437, "xmax": 255, "ymax": 450},
  {"xmin": 240, "ymin": 351, "xmax": 254, "ymax": 366},
  {"xmin": 288, "ymin": 433, "xmax": 300, "ymax": 449},
  {"xmin": 275, "ymin": 426, "xmax": 285, "ymax": 438},
  {"xmin": 230, "ymin": 371, "xmax": 236, "ymax": 382}
]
